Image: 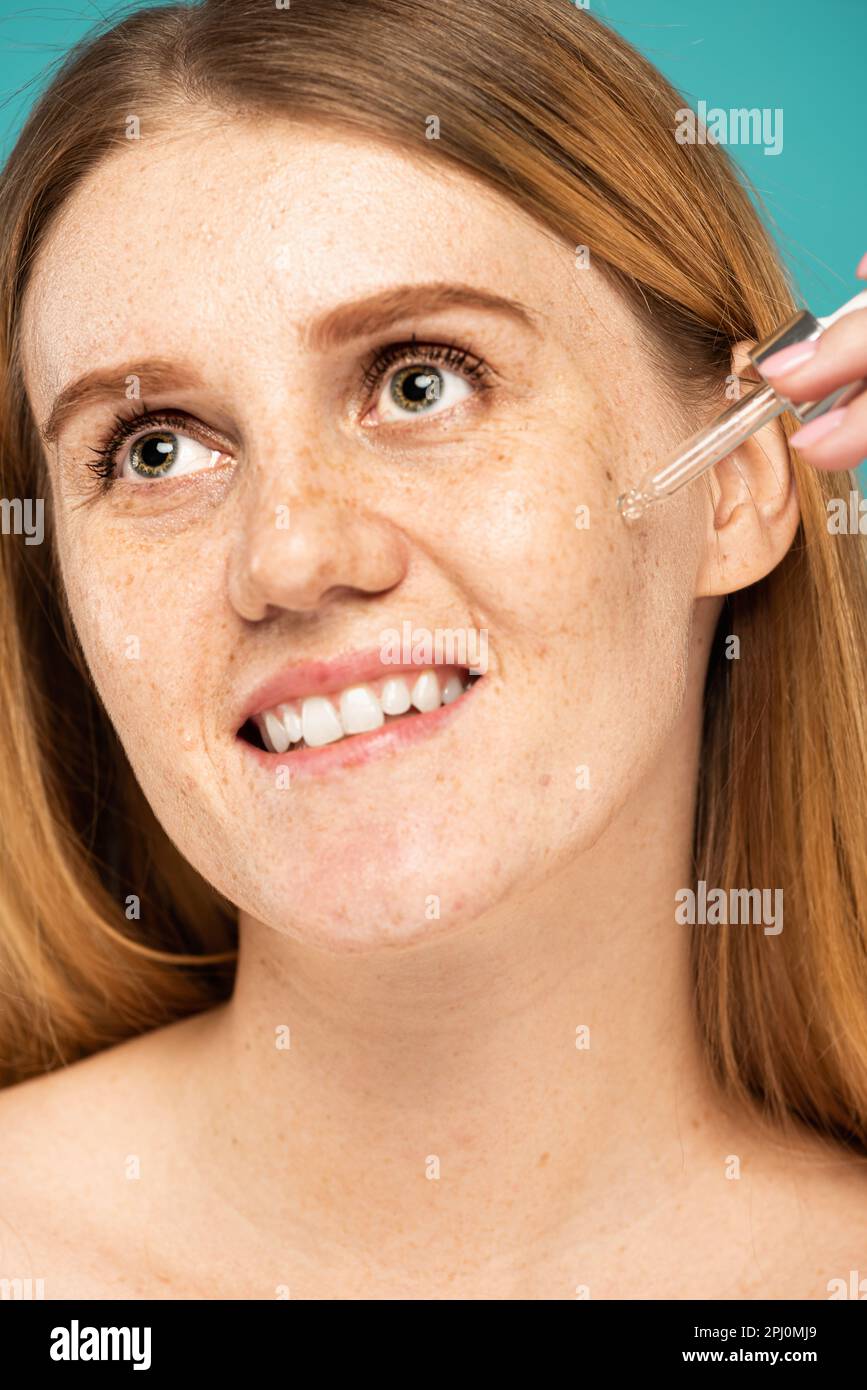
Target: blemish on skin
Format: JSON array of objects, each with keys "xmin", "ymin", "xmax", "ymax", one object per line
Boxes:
[
  {"xmin": 605, "ymin": 469, "xmax": 613, "ymax": 482},
  {"xmin": 539, "ymin": 773, "xmax": 551, "ymax": 787},
  {"xmin": 538, "ymin": 1152, "xmax": 550, "ymax": 1167},
  {"xmin": 181, "ymin": 728, "xmax": 195, "ymax": 750}
]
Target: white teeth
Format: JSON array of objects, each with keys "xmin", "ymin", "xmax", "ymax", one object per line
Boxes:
[
  {"xmin": 301, "ymin": 696, "xmax": 344, "ymax": 747},
  {"xmin": 263, "ymin": 709, "xmax": 291, "ymax": 754},
  {"xmin": 380, "ymin": 677, "xmax": 412, "ymax": 716},
  {"xmin": 251, "ymin": 667, "xmax": 477, "ymax": 752},
  {"xmin": 277, "ymin": 702, "xmax": 303, "ymax": 744},
  {"xmin": 410, "ymin": 671, "xmax": 442, "ymax": 712},
  {"xmin": 339, "ymin": 684, "xmax": 385, "ymax": 735}
]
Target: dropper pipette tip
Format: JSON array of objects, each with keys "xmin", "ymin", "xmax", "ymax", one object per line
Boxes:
[{"xmin": 616, "ymin": 487, "xmax": 649, "ymax": 523}]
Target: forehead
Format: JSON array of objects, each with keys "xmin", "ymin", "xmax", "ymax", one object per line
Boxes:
[{"xmin": 20, "ymin": 118, "xmax": 619, "ymax": 409}]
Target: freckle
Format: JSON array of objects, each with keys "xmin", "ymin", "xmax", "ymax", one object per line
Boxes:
[
  {"xmin": 538, "ymin": 1152, "xmax": 550, "ymax": 1166},
  {"xmin": 605, "ymin": 469, "xmax": 613, "ymax": 482}
]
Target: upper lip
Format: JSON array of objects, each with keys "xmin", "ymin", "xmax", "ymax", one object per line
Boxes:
[{"xmin": 236, "ymin": 645, "xmax": 472, "ymax": 728}]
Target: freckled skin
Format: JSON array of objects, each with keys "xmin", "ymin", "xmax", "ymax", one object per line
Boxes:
[
  {"xmin": 7, "ymin": 119, "xmax": 864, "ymax": 1301},
  {"xmin": 24, "ymin": 119, "xmax": 706, "ymax": 953}
]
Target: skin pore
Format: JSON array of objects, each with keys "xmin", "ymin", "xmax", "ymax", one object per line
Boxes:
[{"xmin": 2, "ymin": 115, "xmax": 865, "ymax": 1300}]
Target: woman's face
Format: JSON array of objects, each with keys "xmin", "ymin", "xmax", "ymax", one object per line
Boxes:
[{"xmin": 21, "ymin": 118, "xmax": 710, "ymax": 949}]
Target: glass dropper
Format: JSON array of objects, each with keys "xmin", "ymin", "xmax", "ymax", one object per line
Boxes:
[{"xmin": 617, "ymin": 289, "xmax": 867, "ymax": 523}]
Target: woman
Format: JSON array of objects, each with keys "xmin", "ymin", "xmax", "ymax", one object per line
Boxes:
[{"xmin": 1, "ymin": 0, "xmax": 866, "ymax": 1300}]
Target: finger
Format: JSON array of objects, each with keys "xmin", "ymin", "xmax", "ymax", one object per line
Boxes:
[
  {"xmin": 788, "ymin": 386, "xmax": 867, "ymax": 471},
  {"xmin": 759, "ymin": 308, "xmax": 867, "ymax": 403}
]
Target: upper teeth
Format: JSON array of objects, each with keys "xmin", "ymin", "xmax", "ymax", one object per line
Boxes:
[{"xmin": 253, "ymin": 668, "xmax": 470, "ymax": 752}]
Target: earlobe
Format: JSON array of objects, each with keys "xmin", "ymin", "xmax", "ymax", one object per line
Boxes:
[{"xmin": 695, "ymin": 342, "xmax": 800, "ymax": 599}]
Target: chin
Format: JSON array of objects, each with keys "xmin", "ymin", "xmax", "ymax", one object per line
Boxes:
[{"xmin": 220, "ymin": 823, "xmax": 523, "ymax": 954}]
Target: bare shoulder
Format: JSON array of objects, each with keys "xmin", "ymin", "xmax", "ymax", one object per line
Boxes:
[
  {"xmin": 0, "ymin": 1006, "xmax": 217, "ymax": 1163},
  {"xmin": 724, "ymin": 1118, "xmax": 867, "ymax": 1299},
  {"xmin": 0, "ymin": 1007, "xmax": 220, "ymax": 1298}
]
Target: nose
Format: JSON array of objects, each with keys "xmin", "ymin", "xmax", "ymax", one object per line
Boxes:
[{"xmin": 227, "ymin": 485, "xmax": 409, "ymax": 621}]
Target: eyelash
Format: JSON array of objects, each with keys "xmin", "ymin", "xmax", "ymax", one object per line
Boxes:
[
  {"xmin": 359, "ymin": 337, "xmax": 492, "ymax": 396},
  {"xmin": 85, "ymin": 408, "xmax": 197, "ymax": 487},
  {"xmin": 84, "ymin": 338, "xmax": 496, "ymax": 489}
]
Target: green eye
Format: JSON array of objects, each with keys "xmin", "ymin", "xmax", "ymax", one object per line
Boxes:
[
  {"xmin": 88, "ymin": 409, "xmax": 230, "ymax": 489},
  {"xmin": 119, "ymin": 427, "xmax": 225, "ymax": 484},
  {"xmin": 390, "ymin": 365, "xmax": 445, "ymax": 413},
  {"xmin": 377, "ymin": 361, "xmax": 473, "ymax": 422},
  {"xmin": 129, "ymin": 431, "xmax": 179, "ymax": 476}
]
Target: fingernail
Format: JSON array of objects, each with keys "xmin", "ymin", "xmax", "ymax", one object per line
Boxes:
[
  {"xmin": 789, "ymin": 408, "xmax": 847, "ymax": 449},
  {"xmin": 761, "ymin": 341, "xmax": 819, "ymax": 377},
  {"xmin": 857, "ymin": 250, "xmax": 867, "ymax": 279}
]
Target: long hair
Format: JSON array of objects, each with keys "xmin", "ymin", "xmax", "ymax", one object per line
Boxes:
[{"xmin": 2, "ymin": 0, "xmax": 867, "ymax": 1153}]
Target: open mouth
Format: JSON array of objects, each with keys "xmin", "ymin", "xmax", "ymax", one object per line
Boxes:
[{"xmin": 238, "ymin": 666, "xmax": 483, "ymax": 754}]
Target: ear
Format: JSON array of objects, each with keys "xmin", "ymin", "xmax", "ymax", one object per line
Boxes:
[{"xmin": 695, "ymin": 340, "xmax": 800, "ymax": 598}]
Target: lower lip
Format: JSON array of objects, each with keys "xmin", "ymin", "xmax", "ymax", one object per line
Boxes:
[{"xmin": 237, "ymin": 678, "xmax": 483, "ymax": 779}]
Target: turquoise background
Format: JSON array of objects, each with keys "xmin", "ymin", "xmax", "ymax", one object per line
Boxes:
[{"xmin": 1, "ymin": 0, "xmax": 865, "ymax": 473}]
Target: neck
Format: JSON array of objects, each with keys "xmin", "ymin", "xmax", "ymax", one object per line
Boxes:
[{"xmin": 187, "ymin": 712, "xmax": 733, "ymax": 1269}]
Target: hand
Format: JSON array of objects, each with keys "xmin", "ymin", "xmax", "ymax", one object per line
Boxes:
[{"xmin": 758, "ymin": 252, "xmax": 867, "ymax": 471}]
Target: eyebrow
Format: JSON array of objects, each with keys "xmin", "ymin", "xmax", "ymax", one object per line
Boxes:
[
  {"xmin": 302, "ymin": 281, "xmax": 542, "ymax": 353},
  {"xmin": 40, "ymin": 281, "xmax": 541, "ymax": 445},
  {"xmin": 41, "ymin": 361, "xmax": 203, "ymax": 446}
]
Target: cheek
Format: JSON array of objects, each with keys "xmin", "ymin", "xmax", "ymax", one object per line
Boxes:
[
  {"xmin": 57, "ymin": 520, "xmax": 221, "ymax": 771},
  {"xmin": 441, "ymin": 435, "xmax": 700, "ymax": 852}
]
